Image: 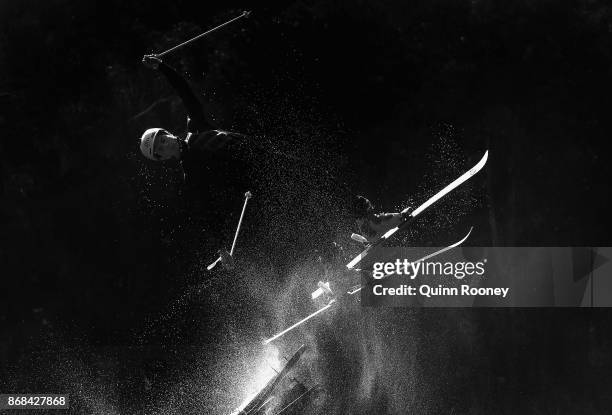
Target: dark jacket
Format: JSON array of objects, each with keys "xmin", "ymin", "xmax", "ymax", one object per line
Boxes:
[{"xmin": 157, "ymin": 61, "xmax": 250, "ymax": 215}]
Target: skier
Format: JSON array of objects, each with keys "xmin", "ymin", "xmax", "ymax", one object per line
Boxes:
[
  {"xmin": 351, "ymin": 195, "xmax": 410, "ymax": 242},
  {"xmin": 137, "ymin": 53, "xmax": 261, "ymax": 234},
  {"xmin": 138, "ymin": 54, "xmax": 248, "ymax": 181}
]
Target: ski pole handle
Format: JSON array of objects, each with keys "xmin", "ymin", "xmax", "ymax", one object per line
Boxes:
[
  {"xmin": 156, "ymin": 10, "xmax": 251, "ymax": 58},
  {"xmin": 230, "ymin": 191, "xmax": 252, "ymax": 256},
  {"xmin": 207, "ymin": 256, "xmax": 222, "ymax": 271}
]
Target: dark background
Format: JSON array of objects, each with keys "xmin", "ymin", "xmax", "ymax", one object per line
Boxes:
[{"xmin": 1, "ymin": 0, "xmax": 612, "ymax": 414}]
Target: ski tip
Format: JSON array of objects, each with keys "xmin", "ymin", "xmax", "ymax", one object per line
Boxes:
[
  {"xmin": 476, "ymin": 150, "xmax": 488, "ymax": 169},
  {"xmin": 458, "ymin": 226, "xmax": 474, "ymax": 245},
  {"xmin": 468, "ymin": 151, "xmax": 489, "ymax": 176},
  {"xmin": 480, "ymin": 150, "xmax": 489, "ymax": 166}
]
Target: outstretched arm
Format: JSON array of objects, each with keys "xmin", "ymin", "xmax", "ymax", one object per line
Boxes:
[{"xmin": 142, "ymin": 54, "xmax": 213, "ymax": 133}]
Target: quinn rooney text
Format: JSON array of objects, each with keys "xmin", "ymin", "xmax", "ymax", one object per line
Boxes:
[{"xmin": 372, "ymin": 284, "xmax": 510, "ymax": 298}]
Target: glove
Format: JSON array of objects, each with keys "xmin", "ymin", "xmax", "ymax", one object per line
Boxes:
[
  {"xmin": 218, "ymin": 249, "xmax": 235, "ymax": 271},
  {"xmin": 142, "ymin": 54, "xmax": 161, "ymax": 70}
]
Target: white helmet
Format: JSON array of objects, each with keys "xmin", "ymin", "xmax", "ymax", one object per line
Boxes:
[{"xmin": 139, "ymin": 128, "xmax": 167, "ymax": 160}]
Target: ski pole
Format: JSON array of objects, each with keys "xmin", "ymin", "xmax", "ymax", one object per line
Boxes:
[
  {"xmin": 230, "ymin": 191, "xmax": 252, "ymax": 256},
  {"xmin": 156, "ymin": 10, "xmax": 251, "ymax": 58},
  {"xmin": 207, "ymin": 191, "xmax": 252, "ymax": 270}
]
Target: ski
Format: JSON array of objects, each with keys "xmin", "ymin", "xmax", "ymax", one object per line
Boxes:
[
  {"xmin": 263, "ymin": 227, "xmax": 473, "ymax": 344},
  {"xmin": 347, "ymin": 226, "xmax": 473, "ymax": 295},
  {"xmin": 346, "ymin": 150, "xmax": 488, "ymax": 270},
  {"xmin": 263, "ymin": 300, "xmax": 336, "ymax": 345}
]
